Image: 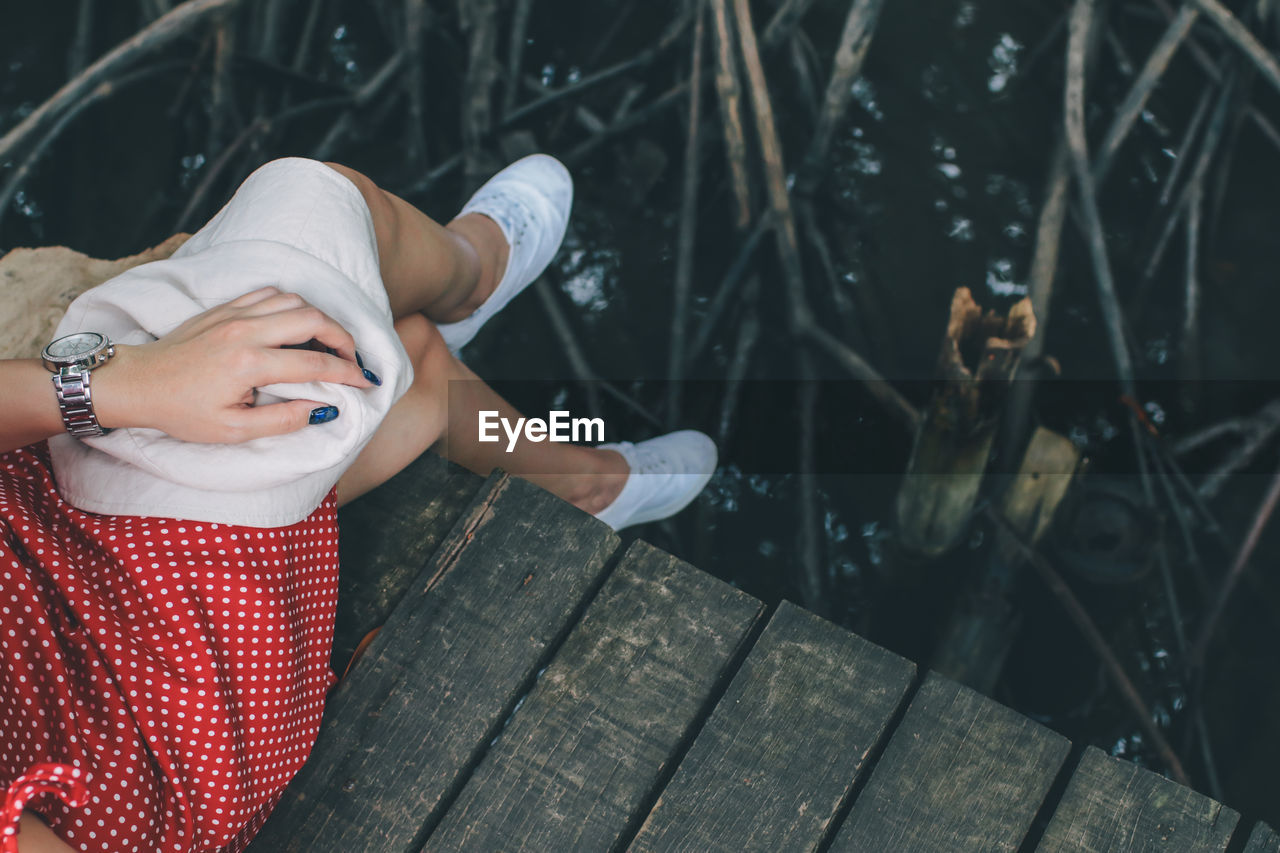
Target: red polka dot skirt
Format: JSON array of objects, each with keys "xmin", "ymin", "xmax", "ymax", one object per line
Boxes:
[{"xmin": 0, "ymin": 443, "xmax": 340, "ymax": 852}]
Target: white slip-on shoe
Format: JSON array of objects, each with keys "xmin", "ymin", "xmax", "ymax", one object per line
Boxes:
[
  {"xmin": 593, "ymin": 430, "xmax": 718, "ymax": 530},
  {"xmin": 436, "ymin": 154, "xmax": 574, "ymax": 353}
]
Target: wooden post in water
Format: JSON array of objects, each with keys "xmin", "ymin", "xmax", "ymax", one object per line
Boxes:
[
  {"xmin": 895, "ymin": 287, "xmax": 1035, "ymax": 557},
  {"xmin": 932, "ymin": 427, "xmax": 1082, "ymax": 692}
]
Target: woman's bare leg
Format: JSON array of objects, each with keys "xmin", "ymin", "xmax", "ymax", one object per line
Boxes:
[
  {"xmin": 15, "ymin": 812, "xmax": 74, "ymax": 852},
  {"xmin": 323, "ymin": 162, "xmax": 507, "ymax": 322},
  {"xmin": 323, "ymin": 162, "xmax": 628, "ymax": 509},
  {"xmin": 335, "ymin": 315, "xmax": 628, "ymax": 509}
]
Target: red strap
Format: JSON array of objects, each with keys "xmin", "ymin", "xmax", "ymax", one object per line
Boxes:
[
  {"xmin": 2, "ymin": 764, "xmax": 88, "ymax": 853},
  {"xmin": 340, "ymin": 626, "xmax": 382, "ymax": 682}
]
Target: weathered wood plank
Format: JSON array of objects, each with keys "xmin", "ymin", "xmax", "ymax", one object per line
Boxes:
[
  {"xmin": 629, "ymin": 600, "xmax": 915, "ymax": 853},
  {"xmin": 333, "ymin": 451, "xmax": 483, "ymax": 668},
  {"xmin": 1243, "ymin": 821, "xmax": 1280, "ymax": 853},
  {"xmin": 423, "ymin": 540, "xmax": 764, "ymax": 851},
  {"xmin": 829, "ymin": 672, "xmax": 1070, "ymax": 852},
  {"xmin": 250, "ymin": 472, "xmax": 620, "ymax": 853},
  {"xmin": 1036, "ymin": 746, "xmax": 1238, "ymax": 852}
]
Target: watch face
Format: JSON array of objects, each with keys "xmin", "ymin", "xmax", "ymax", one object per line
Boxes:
[{"xmin": 46, "ymin": 332, "xmax": 104, "ymax": 359}]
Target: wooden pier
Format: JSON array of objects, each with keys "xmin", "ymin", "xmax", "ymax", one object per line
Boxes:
[{"xmin": 248, "ymin": 452, "xmax": 1278, "ymax": 852}]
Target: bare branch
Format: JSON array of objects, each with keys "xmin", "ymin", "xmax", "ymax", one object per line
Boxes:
[
  {"xmin": 800, "ymin": 0, "xmax": 886, "ymax": 190},
  {"xmin": 0, "ymin": 0, "xmax": 239, "ymax": 165},
  {"xmin": 1092, "ymin": 2, "xmax": 1200, "ymax": 186},
  {"xmin": 1195, "ymin": 0, "xmax": 1280, "ymax": 94},
  {"xmin": 668, "ymin": 1, "xmax": 708, "ymax": 427}
]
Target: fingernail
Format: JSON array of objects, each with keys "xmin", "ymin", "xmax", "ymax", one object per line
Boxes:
[
  {"xmin": 355, "ymin": 351, "xmax": 365, "ymax": 368},
  {"xmin": 309, "ymin": 405, "xmax": 339, "ymax": 425},
  {"xmin": 362, "ymin": 367, "xmax": 382, "ymax": 386}
]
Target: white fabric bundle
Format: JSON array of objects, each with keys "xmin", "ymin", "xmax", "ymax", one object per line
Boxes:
[{"xmin": 49, "ymin": 158, "xmax": 413, "ymax": 527}]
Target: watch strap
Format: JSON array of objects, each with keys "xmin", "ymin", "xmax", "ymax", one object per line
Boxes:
[{"xmin": 52, "ymin": 367, "xmax": 109, "ymax": 438}]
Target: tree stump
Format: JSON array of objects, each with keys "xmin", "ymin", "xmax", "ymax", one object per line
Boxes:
[{"xmin": 895, "ymin": 287, "xmax": 1035, "ymax": 557}]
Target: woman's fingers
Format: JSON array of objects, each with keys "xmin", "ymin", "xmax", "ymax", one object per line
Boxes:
[
  {"xmin": 226, "ymin": 285, "xmax": 282, "ymax": 307},
  {"xmin": 199, "ymin": 289, "xmax": 360, "ymax": 363},
  {"xmin": 229, "ymin": 289, "xmax": 309, "ymax": 320},
  {"xmin": 157, "ymin": 287, "xmax": 284, "ymax": 342},
  {"xmin": 234, "ymin": 306, "xmax": 360, "ymax": 363},
  {"xmin": 127, "ymin": 288, "xmax": 379, "ymax": 442},
  {"xmin": 195, "ymin": 286, "xmax": 287, "ymax": 327},
  {"xmin": 252, "ymin": 346, "xmax": 371, "ymax": 388},
  {"xmin": 225, "ymin": 399, "xmax": 337, "ymax": 442}
]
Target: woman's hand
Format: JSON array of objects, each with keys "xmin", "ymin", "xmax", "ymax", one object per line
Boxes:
[{"xmin": 94, "ymin": 286, "xmax": 375, "ymax": 444}]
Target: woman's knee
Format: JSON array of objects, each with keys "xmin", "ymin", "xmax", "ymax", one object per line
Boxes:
[
  {"xmin": 323, "ymin": 162, "xmax": 393, "ymax": 223},
  {"xmin": 322, "ymin": 161, "xmax": 371, "ymax": 193},
  {"xmin": 394, "ymin": 313, "xmax": 450, "ymax": 379}
]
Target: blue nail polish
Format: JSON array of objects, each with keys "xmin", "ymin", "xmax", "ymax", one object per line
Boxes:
[
  {"xmin": 309, "ymin": 405, "xmax": 339, "ymax": 425},
  {"xmin": 355, "ymin": 352, "xmax": 365, "ymax": 368},
  {"xmin": 362, "ymin": 367, "xmax": 382, "ymax": 386}
]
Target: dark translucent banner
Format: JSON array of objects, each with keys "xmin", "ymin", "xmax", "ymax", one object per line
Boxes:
[{"xmin": 443, "ymin": 378, "xmax": 1280, "ymax": 476}]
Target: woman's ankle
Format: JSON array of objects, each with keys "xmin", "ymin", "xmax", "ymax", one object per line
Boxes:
[
  {"xmin": 529, "ymin": 447, "xmax": 629, "ymax": 516},
  {"xmin": 562, "ymin": 448, "xmax": 629, "ymax": 515},
  {"xmin": 435, "ymin": 214, "xmax": 508, "ymax": 323}
]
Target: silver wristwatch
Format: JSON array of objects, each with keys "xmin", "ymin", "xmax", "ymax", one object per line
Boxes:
[{"xmin": 41, "ymin": 332, "xmax": 116, "ymax": 438}]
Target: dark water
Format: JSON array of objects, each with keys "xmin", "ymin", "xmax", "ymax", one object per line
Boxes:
[{"xmin": 4, "ymin": 0, "xmax": 1280, "ymax": 825}]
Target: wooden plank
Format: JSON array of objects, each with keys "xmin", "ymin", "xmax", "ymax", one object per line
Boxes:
[
  {"xmin": 830, "ymin": 672, "xmax": 1070, "ymax": 852},
  {"xmin": 423, "ymin": 540, "xmax": 764, "ymax": 851},
  {"xmin": 1037, "ymin": 746, "xmax": 1238, "ymax": 852},
  {"xmin": 332, "ymin": 451, "xmax": 483, "ymax": 668},
  {"xmin": 250, "ymin": 472, "xmax": 620, "ymax": 853},
  {"xmin": 630, "ymin": 600, "xmax": 915, "ymax": 853},
  {"xmin": 1243, "ymin": 822, "xmax": 1280, "ymax": 853}
]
